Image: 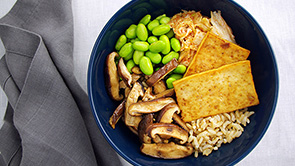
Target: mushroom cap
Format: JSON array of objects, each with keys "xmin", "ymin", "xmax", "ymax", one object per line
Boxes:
[
  {"xmin": 138, "ymin": 114, "xmax": 154, "ymax": 143},
  {"xmin": 146, "ymin": 123, "xmax": 189, "ymax": 144},
  {"xmin": 109, "ymin": 99, "xmax": 126, "ymax": 129},
  {"xmin": 105, "ymin": 52, "xmax": 123, "ymax": 101},
  {"xmin": 140, "ymin": 142, "xmax": 194, "ymax": 159},
  {"xmin": 128, "ymin": 97, "xmax": 175, "ymax": 116},
  {"xmin": 156, "ymin": 103, "xmax": 180, "ymax": 123},
  {"xmin": 118, "ymin": 58, "xmax": 132, "ymax": 87}
]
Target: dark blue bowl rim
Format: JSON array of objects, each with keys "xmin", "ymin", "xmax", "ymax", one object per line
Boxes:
[{"xmin": 87, "ymin": 0, "xmax": 279, "ymax": 165}]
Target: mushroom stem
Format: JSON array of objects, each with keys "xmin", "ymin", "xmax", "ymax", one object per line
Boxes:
[{"xmin": 124, "ymin": 82, "xmax": 144, "ymax": 130}]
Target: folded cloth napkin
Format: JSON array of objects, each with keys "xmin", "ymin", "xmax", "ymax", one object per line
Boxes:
[{"xmin": 0, "ymin": 0, "xmax": 121, "ymax": 165}]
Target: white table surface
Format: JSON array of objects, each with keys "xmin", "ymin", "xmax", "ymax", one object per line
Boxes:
[{"xmin": 1, "ymin": 0, "xmax": 294, "ymax": 165}]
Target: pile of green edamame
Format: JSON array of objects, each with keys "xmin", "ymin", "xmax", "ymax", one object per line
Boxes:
[{"xmin": 114, "ymin": 14, "xmax": 187, "ymax": 89}]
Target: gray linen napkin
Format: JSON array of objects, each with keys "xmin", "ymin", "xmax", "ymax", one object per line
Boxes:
[{"xmin": 0, "ymin": 0, "xmax": 121, "ymax": 165}]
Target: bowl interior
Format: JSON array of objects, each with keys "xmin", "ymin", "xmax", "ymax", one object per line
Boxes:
[{"xmin": 88, "ymin": 0, "xmax": 278, "ymax": 165}]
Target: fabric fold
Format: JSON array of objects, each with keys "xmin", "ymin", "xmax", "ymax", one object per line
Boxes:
[
  {"xmin": 0, "ymin": 0, "xmax": 121, "ymax": 165},
  {"xmin": 0, "ymin": 103, "xmax": 22, "ymax": 165}
]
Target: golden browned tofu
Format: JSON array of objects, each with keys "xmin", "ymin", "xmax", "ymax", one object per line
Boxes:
[
  {"xmin": 173, "ymin": 60, "xmax": 259, "ymax": 122},
  {"xmin": 184, "ymin": 32, "xmax": 250, "ymax": 76}
]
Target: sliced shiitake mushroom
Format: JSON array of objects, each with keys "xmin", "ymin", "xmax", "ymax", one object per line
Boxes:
[
  {"xmin": 153, "ymin": 80, "xmax": 167, "ymax": 94},
  {"xmin": 128, "ymin": 97, "xmax": 175, "ymax": 116},
  {"xmin": 119, "ymin": 80, "xmax": 131, "ymax": 98},
  {"xmin": 119, "ymin": 80, "xmax": 127, "ymax": 89},
  {"xmin": 154, "ymin": 88, "xmax": 175, "ymax": 99},
  {"xmin": 156, "ymin": 103, "xmax": 180, "ymax": 123},
  {"xmin": 128, "ymin": 126, "xmax": 139, "ymax": 135},
  {"xmin": 146, "ymin": 58, "xmax": 178, "ymax": 87},
  {"xmin": 140, "ymin": 142, "xmax": 194, "ymax": 159},
  {"xmin": 138, "ymin": 114, "xmax": 153, "ymax": 143},
  {"xmin": 142, "ymin": 87, "xmax": 156, "ymax": 101},
  {"xmin": 172, "ymin": 114, "xmax": 189, "ymax": 132},
  {"xmin": 105, "ymin": 52, "xmax": 123, "ymax": 101},
  {"xmin": 118, "ymin": 58, "xmax": 132, "ymax": 87},
  {"xmin": 131, "ymin": 66, "xmax": 143, "ymax": 75},
  {"xmin": 131, "ymin": 73, "xmax": 142, "ymax": 85},
  {"xmin": 142, "ymin": 87, "xmax": 175, "ymax": 102},
  {"xmin": 109, "ymin": 99, "xmax": 126, "ymax": 129},
  {"xmin": 152, "ymin": 135, "xmax": 163, "ymax": 144},
  {"xmin": 146, "ymin": 123, "xmax": 188, "ymax": 144},
  {"xmin": 124, "ymin": 82, "xmax": 144, "ymax": 130},
  {"xmin": 124, "ymin": 87, "xmax": 131, "ymax": 98}
]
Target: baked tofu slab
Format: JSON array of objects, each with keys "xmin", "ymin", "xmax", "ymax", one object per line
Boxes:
[
  {"xmin": 173, "ymin": 60, "xmax": 259, "ymax": 122},
  {"xmin": 185, "ymin": 32, "xmax": 250, "ymax": 76}
]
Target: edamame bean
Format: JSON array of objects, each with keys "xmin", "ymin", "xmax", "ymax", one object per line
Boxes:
[
  {"xmin": 152, "ymin": 24, "xmax": 171, "ymax": 36},
  {"xmin": 159, "ymin": 16, "xmax": 171, "ymax": 24},
  {"xmin": 166, "ymin": 77, "xmax": 176, "ymax": 89},
  {"xmin": 139, "ymin": 14, "xmax": 151, "ymax": 25},
  {"xmin": 155, "ymin": 14, "xmax": 166, "ymax": 20},
  {"xmin": 133, "ymin": 50, "xmax": 144, "ymax": 65},
  {"xmin": 147, "ymin": 36, "xmax": 158, "ymax": 44},
  {"xmin": 132, "ymin": 41, "xmax": 149, "ymax": 52},
  {"xmin": 125, "ymin": 24, "xmax": 137, "ymax": 39},
  {"xmin": 165, "ymin": 29, "xmax": 174, "ymax": 38},
  {"xmin": 136, "ymin": 23, "xmax": 148, "ymax": 41},
  {"xmin": 170, "ymin": 38, "xmax": 181, "ymax": 52},
  {"xmin": 166, "ymin": 74, "xmax": 182, "ymax": 89},
  {"xmin": 170, "ymin": 74, "xmax": 183, "ymax": 80},
  {"xmin": 173, "ymin": 64, "xmax": 187, "ymax": 74},
  {"xmin": 148, "ymin": 40, "xmax": 166, "ymax": 53},
  {"xmin": 139, "ymin": 56, "xmax": 154, "ymax": 75},
  {"xmin": 162, "ymin": 51, "xmax": 179, "ymax": 64},
  {"xmin": 126, "ymin": 60, "xmax": 135, "ymax": 73},
  {"xmin": 130, "ymin": 38, "xmax": 140, "ymax": 43},
  {"xmin": 123, "ymin": 50, "xmax": 134, "ymax": 61},
  {"xmin": 115, "ymin": 35, "xmax": 127, "ymax": 51},
  {"xmin": 145, "ymin": 51, "xmax": 162, "ymax": 64},
  {"xmin": 159, "ymin": 35, "xmax": 170, "ymax": 55},
  {"xmin": 147, "ymin": 19, "xmax": 160, "ymax": 31},
  {"xmin": 118, "ymin": 42, "xmax": 133, "ymax": 58}
]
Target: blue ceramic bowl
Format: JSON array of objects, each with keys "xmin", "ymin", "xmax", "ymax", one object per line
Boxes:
[{"xmin": 88, "ymin": 0, "xmax": 279, "ymax": 165}]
